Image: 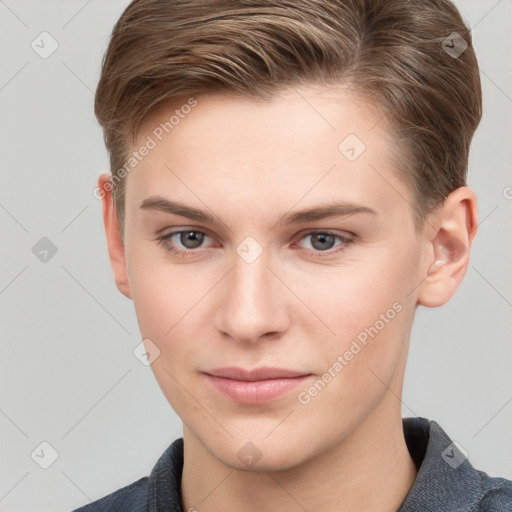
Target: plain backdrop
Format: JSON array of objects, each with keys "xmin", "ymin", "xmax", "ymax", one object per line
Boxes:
[{"xmin": 0, "ymin": 1, "xmax": 511, "ymax": 511}]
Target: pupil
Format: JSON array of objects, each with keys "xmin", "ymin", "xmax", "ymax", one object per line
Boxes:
[
  {"xmin": 182, "ymin": 231, "xmax": 204, "ymax": 249},
  {"xmin": 313, "ymin": 233, "xmax": 334, "ymax": 251}
]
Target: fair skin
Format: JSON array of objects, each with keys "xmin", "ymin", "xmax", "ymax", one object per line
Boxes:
[{"xmin": 99, "ymin": 84, "xmax": 477, "ymax": 512}]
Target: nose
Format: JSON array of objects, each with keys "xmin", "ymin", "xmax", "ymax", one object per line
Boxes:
[{"xmin": 214, "ymin": 244, "xmax": 290, "ymax": 345}]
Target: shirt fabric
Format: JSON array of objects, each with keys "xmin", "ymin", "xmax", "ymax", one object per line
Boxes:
[{"xmin": 72, "ymin": 416, "xmax": 512, "ymax": 511}]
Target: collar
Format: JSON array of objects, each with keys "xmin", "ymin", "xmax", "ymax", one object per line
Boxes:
[{"xmin": 398, "ymin": 417, "xmax": 484, "ymax": 511}]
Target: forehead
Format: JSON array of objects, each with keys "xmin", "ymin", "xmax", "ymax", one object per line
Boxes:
[
  {"xmin": 135, "ymin": 84, "xmax": 390, "ymax": 152},
  {"xmin": 126, "ymin": 84, "xmax": 411, "ymax": 226}
]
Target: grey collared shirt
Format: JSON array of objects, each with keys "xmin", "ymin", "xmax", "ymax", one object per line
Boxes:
[{"xmin": 72, "ymin": 417, "xmax": 512, "ymax": 511}]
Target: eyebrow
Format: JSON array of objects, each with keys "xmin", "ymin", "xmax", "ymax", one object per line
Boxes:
[{"xmin": 138, "ymin": 195, "xmax": 378, "ymax": 226}]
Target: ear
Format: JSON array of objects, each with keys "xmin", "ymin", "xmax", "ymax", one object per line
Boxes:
[
  {"xmin": 417, "ymin": 186, "xmax": 478, "ymax": 308},
  {"xmin": 98, "ymin": 173, "xmax": 132, "ymax": 300}
]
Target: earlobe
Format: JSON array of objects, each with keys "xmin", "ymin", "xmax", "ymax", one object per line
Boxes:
[
  {"xmin": 98, "ymin": 173, "xmax": 132, "ymax": 300},
  {"xmin": 417, "ymin": 187, "xmax": 477, "ymax": 308}
]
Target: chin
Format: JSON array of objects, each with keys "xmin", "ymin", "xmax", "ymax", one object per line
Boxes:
[{"xmin": 200, "ymin": 427, "xmax": 317, "ymax": 473}]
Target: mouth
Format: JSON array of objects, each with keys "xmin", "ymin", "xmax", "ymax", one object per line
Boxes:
[{"xmin": 202, "ymin": 367, "xmax": 314, "ymax": 404}]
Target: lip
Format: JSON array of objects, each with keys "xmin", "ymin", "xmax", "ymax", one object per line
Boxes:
[{"xmin": 203, "ymin": 367, "xmax": 313, "ymax": 404}]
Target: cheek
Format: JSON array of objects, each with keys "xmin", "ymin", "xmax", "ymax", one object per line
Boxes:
[
  {"xmin": 295, "ymin": 277, "xmax": 412, "ymax": 432},
  {"xmin": 301, "ymin": 243, "xmax": 418, "ymax": 379},
  {"xmin": 127, "ymin": 253, "xmax": 207, "ymax": 415},
  {"xmin": 305, "ymin": 257, "xmax": 412, "ymax": 340},
  {"xmin": 126, "ymin": 249, "xmax": 216, "ymax": 381},
  {"xmin": 127, "ymin": 244, "xmax": 198, "ymax": 337}
]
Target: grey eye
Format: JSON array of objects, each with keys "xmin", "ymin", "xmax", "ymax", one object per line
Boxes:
[
  {"xmin": 308, "ymin": 233, "xmax": 337, "ymax": 251},
  {"xmin": 178, "ymin": 231, "xmax": 205, "ymax": 249}
]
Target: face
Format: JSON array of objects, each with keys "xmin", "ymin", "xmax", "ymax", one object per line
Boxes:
[{"xmin": 118, "ymin": 85, "xmax": 430, "ymax": 471}]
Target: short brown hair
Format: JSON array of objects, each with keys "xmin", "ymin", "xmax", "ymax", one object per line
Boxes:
[{"xmin": 95, "ymin": 0, "xmax": 482, "ymax": 241}]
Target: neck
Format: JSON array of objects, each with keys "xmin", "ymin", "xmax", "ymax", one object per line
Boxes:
[{"xmin": 181, "ymin": 396, "xmax": 418, "ymax": 512}]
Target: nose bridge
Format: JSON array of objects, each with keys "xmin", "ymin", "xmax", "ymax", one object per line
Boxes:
[{"xmin": 215, "ymin": 239, "xmax": 288, "ymax": 343}]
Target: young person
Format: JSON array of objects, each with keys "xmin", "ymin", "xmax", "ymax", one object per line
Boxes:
[{"xmin": 74, "ymin": 0, "xmax": 512, "ymax": 510}]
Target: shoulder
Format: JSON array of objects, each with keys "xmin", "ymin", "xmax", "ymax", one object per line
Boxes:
[
  {"xmin": 399, "ymin": 418, "xmax": 512, "ymax": 512},
  {"xmin": 474, "ymin": 471, "xmax": 512, "ymax": 511},
  {"xmin": 70, "ymin": 437, "xmax": 184, "ymax": 512},
  {"xmin": 70, "ymin": 476, "xmax": 148, "ymax": 512}
]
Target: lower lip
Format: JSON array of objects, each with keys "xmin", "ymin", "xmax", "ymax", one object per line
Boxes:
[{"xmin": 204, "ymin": 374, "xmax": 313, "ymax": 404}]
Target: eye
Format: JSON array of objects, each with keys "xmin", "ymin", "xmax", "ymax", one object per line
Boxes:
[
  {"xmin": 295, "ymin": 231, "xmax": 353, "ymax": 257},
  {"xmin": 156, "ymin": 229, "xmax": 213, "ymax": 257},
  {"xmin": 155, "ymin": 229, "xmax": 354, "ymax": 258}
]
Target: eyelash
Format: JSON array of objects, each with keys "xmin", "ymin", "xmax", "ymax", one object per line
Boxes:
[{"xmin": 155, "ymin": 229, "xmax": 354, "ymax": 259}]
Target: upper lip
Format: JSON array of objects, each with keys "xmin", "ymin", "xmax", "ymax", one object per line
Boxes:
[{"xmin": 204, "ymin": 367, "xmax": 311, "ymax": 381}]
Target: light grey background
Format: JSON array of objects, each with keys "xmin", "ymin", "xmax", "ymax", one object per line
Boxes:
[{"xmin": 0, "ymin": 1, "xmax": 511, "ymax": 511}]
